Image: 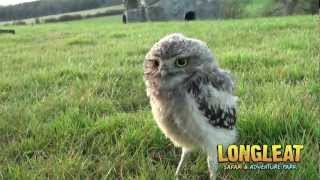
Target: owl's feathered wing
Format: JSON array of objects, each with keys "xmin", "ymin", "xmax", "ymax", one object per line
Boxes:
[{"xmin": 185, "ymin": 69, "xmax": 237, "ymax": 129}]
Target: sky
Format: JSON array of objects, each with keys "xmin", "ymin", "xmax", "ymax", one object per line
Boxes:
[{"xmin": 0, "ymin": 0, "xmax": 36, "ymax": 6}]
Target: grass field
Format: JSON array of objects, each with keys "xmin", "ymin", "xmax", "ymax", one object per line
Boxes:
[{"xmin": 0, "ymin": 15, "xmax": 319, "ymax": 179}]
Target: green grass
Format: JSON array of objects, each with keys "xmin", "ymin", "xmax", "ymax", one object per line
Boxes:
[{"xmin": 0, "ymin": 15, "xmax": 319, "ymax": 179}]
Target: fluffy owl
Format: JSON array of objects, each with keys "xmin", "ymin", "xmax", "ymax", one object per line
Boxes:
[{"xmin": 144, "ymin": 33, "xmax": 238, "ymax": 179}]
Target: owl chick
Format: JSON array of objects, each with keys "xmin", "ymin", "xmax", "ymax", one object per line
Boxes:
[{"xmin": 144, "ymin": 33, "xmax": 238, "ymax": 179}]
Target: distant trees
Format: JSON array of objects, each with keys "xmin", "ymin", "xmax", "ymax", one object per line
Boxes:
[
  {"xmin": 0, "ymin": 0, "xmax": 317, "ymax": 22},
  {"xmin": 222, "ymin": 0, "xmax": 318, "ymax": 18},
  {"xmin": 261, "ymin": 0, "xmax": 318, "ymax": 16},
  {"xmin": 0, "ymin": 0, "xmax": 122, "ymax": 21},
  {"xmin": 276, "ymin": 0, "xmax": 318, "ymax": 15}
]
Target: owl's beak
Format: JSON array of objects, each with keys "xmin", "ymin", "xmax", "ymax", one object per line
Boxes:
[
  {"xmin": 159, "ymin": 65, "xmax": 169, "ymax": 77},
  {"xmin": 160, "ymin": 69, "xmax": 168, "ymax": 77}
]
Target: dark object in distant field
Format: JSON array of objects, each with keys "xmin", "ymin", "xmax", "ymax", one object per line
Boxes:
[
  {"xmin": 122, "ymin": 14, "xmax": 127, "ymax": 24},
  {"xmin": 0, "ymin": 29, "xmax": 15, "ymax": 34},
  {"xmin": 185, "ymin": 11, "xmax": 196, "ymax": 21}
]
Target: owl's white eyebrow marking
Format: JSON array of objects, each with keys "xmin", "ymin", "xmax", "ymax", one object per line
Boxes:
[{"xmin": 153, "ymin": 46, "xmax": 186, "ymax": 60}]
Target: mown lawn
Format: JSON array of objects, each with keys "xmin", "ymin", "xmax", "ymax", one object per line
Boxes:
[{"xmin": 0, "ymin": 15, "xmax": 319, "ymax": 179}]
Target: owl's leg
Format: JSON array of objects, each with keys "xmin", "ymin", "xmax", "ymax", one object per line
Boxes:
[
  {"xmin": 175, "ymin": 148, "xmax": 190, "ymax": 178},
  {"xmin": 207, "ymin": 149, "xmax": 218, "ymax": 180}
]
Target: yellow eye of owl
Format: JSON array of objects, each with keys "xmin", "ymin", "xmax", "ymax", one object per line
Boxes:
[{"xmin": 175, "ymin": 58, "xmax": 188, "ymax": 67}]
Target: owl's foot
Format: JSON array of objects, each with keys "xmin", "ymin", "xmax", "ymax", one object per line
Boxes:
[
  {"xmin": 175, "ymin": 175, "xmax": 180, "ymax": 180},
  {"xmin": 209, "ymin": 173, "xmax": 217, "ymax": 180},
  {"xmin": 207, "ymin": 152, "xmax": 218, "ymax": 180}
]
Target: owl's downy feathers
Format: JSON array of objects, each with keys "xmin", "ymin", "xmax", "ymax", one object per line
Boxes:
[{"xmin": 144, "ymin": 33, "xmax": 238, "ymax": 179}]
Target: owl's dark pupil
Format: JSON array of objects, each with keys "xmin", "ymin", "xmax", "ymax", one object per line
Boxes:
[{"xmin": 176, "ymin": 58, "xmax": 187, "ymax": 67}]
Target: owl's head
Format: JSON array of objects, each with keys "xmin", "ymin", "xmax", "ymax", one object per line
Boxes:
[{"xmin": 144, "ymin": 33, "xmax": 218, "ymax": 90}]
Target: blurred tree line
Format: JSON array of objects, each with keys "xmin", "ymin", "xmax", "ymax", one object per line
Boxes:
[
  {"xmin": 223, "ymin": 0, "xmax": 318, "ymax": 18},
  {"xmin": 0, "ymin": 0, "xmax": 122, "ymax": 21},
  {"xmin": 0, "ymin": 0, "xmax": 318, "ymax": 22}
]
